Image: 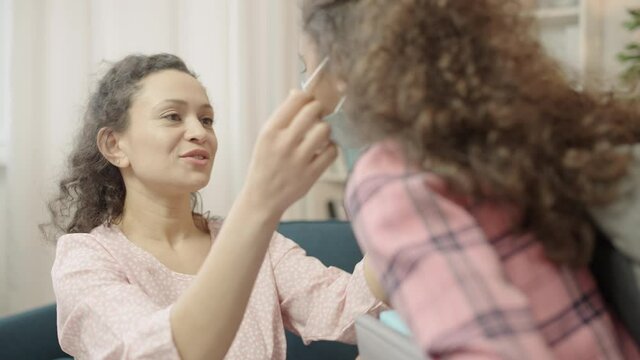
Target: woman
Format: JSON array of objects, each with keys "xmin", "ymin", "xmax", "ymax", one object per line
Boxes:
[
  {"xmin": 48, "ymin": 53, "xmax": 382, "ymax": 359},
  {"xmin": 300, "ymin": 0, "xmax": 640, "ymax": 358}
]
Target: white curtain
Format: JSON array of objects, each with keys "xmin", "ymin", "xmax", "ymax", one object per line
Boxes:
[{"xmin": 0, "ymin": 0, "xmax": 303, "ymax": 316}]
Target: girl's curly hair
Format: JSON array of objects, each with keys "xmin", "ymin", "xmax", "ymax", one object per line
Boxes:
[
  {"xmin": 44, "ymin": 53, "xmax": 209, "ymax": 241},
  {"xmin": 303, "ymin": 0, "xmax": 640, "ymax": 266}
]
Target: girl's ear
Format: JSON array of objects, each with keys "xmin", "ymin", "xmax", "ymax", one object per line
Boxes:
[{"xmin": 96, "ymin": 127, "xmax": 130, "ymax": 168}]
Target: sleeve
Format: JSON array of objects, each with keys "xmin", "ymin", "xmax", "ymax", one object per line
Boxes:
[
  {"xmin": 268, "ymin": 233, "xmax": 385, "ymax": 345},
  {"xmin": 51, "ymin": 234, "xmax": 180, "ymax": 360},
  {"xmin": 345, "ymin": 167, "xmax": 555, "ymax": 359}
]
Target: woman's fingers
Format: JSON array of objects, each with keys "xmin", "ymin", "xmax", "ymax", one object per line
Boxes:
[
  {"xmin": 299, "ymin": 121, "xmax": 332, "ymax": 160},
  {"xmin": 287, "ymin": 100, "xmax": 324, "ymax": 141},
  {"xmin": 244, "ymin": 90, "xmax": 341, "ymax": 213},
  {"xmin": 309, "ymin": 142, "xmax": 339, "ymax": 178},
  {"xmin": 267, "ymin": 90, "xmax": 314, "ymax": 130}
]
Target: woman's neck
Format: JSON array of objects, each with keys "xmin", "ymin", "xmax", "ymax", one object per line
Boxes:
[{"xmin": 118, "ymin": 187, "xmax": 202, "ymax": 247}]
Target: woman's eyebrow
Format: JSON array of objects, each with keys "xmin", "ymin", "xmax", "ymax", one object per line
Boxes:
[
  {"xmin": 151, "ymin": 99, "xmax": 214, "ymax": 113},
  {"xmin": 152, "ymin": 99, "xmax": 188, "ymax": 112}
]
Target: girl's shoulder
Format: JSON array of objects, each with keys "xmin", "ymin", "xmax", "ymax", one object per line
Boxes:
[{"xmin": 349, "ymin": 139, "xmax": 447, "ymax": 196}]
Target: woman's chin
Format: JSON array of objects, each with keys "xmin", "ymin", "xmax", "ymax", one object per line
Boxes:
[
  {"xmin": 173, "ymin": 176, "xmax": 211, "ymax": 194},
  {"xmin": 187, "ymin": 179, "xmax": 210, "ymax": 193}
]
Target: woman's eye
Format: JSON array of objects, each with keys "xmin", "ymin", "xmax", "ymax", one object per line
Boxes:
[
  {"xmin": 163, "ymin": 113, "xmax": 181, "ymax": 121},
  {"xmin": 201, "ymin": 117, "xmax": 215, "ymax": 127}
]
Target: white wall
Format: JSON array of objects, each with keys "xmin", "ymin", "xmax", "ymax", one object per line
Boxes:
[
  {"xmin": 0, "ymin": 166, "xmax": 6, "ymax": 313},
  {"xmin": 601, "ymin": 0, "xmax": 639, "ymax": 83},
  {"xmin": 535, "ymin": 0, "xmax": 638, "ymax": 87},
  {"xmin": 0, "ymin": 0, "xmax": 8, "ymax": 314}
]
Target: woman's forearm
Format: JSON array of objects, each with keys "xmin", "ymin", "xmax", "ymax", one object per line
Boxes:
[{"xmin": 170, "ymin": 189, "xmax": 281, "ymax": 360}]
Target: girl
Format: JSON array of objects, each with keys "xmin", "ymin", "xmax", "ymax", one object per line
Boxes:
[{"xmin": 300, "ymin": 0, "xmax": 640, "ymax": 358}]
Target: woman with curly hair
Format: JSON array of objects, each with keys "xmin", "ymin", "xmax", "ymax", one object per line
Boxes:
[
  {"xmin": 46, "ymin": 53, "xmax": 384, "ymax": 359},
  {"xmin": 300, "ymin": 0, "xmax": 640, "ymax": 358}
]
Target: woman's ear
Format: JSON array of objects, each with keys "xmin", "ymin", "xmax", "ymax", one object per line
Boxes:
[{"xmin": 97, "ymin": 127, "xmax": 129, "ymax": 168}]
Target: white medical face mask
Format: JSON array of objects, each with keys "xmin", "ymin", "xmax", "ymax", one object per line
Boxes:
[{"xmin": 301, "ymin": 57, "xmax": 367, "ymax": 170}]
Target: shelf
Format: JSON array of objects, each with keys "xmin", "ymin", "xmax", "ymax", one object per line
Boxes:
[{"xmin": 534, "ymin": 6, "xmax": 580, "ymax": 23}]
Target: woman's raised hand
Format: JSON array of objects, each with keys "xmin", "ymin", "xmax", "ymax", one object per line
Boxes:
[{"xmin": 242, "ymin": 90, "xmax": 338, "ymax": 216}]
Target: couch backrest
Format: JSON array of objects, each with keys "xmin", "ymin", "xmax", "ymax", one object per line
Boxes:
[{"xmin": 0, "ymin": 304, "xmax": 70, "ymax": 359}]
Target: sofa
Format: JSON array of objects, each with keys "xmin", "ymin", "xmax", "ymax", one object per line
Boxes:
[
  {"xmin": 0, "ymin": 303, "xmax": 69, "ymax": 359},
  {"xmin": 0, "ymin": 220, "xmax": 363, "ymax": 360}
]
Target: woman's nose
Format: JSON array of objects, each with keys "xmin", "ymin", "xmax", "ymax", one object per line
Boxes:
[{"xmin": 184, "ymin": 116, "xmax": 207, "ymax": 142}]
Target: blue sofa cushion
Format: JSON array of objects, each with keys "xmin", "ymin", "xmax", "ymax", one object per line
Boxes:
[{"xmin": 0, "ymin": 304, "xmax": 70, "ymax": 359}]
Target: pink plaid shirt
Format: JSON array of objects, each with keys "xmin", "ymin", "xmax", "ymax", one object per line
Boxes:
[{"xmin": 346, "ymin": 139, "xmax": 639, "ymax": 359}]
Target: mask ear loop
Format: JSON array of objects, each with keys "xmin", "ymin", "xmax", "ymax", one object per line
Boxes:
[
  {"xmin": 302, "ymin": 56, "xmax": 330, "ymax": 92},
  {"xmin": 331, "ymin": 95, "xmax": 346, "ymax": 113}
]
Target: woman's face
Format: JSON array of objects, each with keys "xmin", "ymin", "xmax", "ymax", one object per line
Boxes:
[
  {"xmin": 117, "ymin": 69, "xmax": 218, "ymax": 196},
  {"xmin": 299, "ymin": 33, "xmax": 345, "ymax": 116}
]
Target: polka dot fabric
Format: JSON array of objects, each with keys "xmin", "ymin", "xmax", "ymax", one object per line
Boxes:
[{"xmin": 52, "ymin": 220, "xmax": 383, "ymax": 359}]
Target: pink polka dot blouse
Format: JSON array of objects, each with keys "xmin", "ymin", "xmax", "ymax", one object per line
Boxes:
[{"xmin": 52, "ymin": 220, "xmax": 383, "ymax": 359}]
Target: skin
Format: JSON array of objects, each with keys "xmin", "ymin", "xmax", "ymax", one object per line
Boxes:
[
  {"xmin": 298, "ymin": 33, "xmax": 345, "ymax": 116},
  {"xmin": 97, "ymin": 69, "xmax": 338, "ymax": 360}
]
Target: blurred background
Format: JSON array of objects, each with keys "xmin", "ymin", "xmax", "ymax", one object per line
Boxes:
[{"xmin": 0, "ymin": 0, "xmax": 638, "ymax": 316}]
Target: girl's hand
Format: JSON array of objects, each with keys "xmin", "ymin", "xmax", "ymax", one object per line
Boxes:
[{"xmin": 242, "ymin": 90, "xmax": 338, "ymax": 215}]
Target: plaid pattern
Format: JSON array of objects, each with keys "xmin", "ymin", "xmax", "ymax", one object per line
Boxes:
[{"xmin": 346, "ymin": 140, "xmax": 639, "ymax": 360}]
